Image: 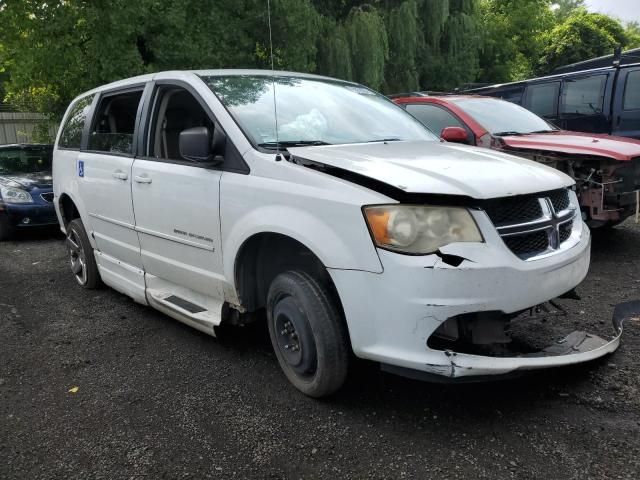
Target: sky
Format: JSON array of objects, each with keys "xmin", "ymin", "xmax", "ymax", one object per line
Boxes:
[{"xmin": 585, "ymin": 0, "xmax": 640, "ymax": 23}]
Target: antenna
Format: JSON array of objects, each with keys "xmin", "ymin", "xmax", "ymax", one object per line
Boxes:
[{"xmin": 267, "ymin": 0, "xmax": 280, "ymax": 156}]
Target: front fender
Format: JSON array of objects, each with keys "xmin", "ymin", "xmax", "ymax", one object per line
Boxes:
[{"xmin": 222, "ymin": 203, "xmax": 383, "ymax": 287}]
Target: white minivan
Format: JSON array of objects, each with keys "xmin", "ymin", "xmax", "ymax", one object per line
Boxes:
[{"xmin": 53, "ymin": 70, "xmax": 621, "ymax": 397}]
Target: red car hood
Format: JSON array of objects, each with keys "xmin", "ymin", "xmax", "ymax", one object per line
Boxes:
[{"xmin": 500, "ymin": 131, "xmax": 640, "ymax": 161}]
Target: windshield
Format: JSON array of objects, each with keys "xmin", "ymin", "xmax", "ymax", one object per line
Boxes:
[
  {"xmin": 450, "ymin": 98, "xmax": 557, "ymax": 135},
  {"xmin": 0, "ymin": 146, "xmax": 53, "ymax": 175},
  {"xmin": 202, "ymin": 75, "xmax": 438, "ymax": 148}
]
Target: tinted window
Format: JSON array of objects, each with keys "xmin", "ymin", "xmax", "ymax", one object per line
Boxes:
[
  {"xmin": 406, "ymin": 104, "xmax": 466, "ymax": 136},
  {"xmin": 450, "ymin": 97, "xmax": 556, "ymax": 135},
  {"xmin": 202, "ymin": 75, "xmax": 437, "ymax": 148},
  {"xmin": 525, "ymin": 82, "xmax": 559, "ymax": 117},
  {"xmin": 59, "ymin": 95, "xmax": 94, "ymax": 149},
  {"xmin": 88, "ymin": 90, "xmax": 143, "ymax": 155},
  {"xmin": 561, "ymin": 75, "xmax": 607, "ymax": 115},
  {"xmin": 623, "ymin": 70, "xmax": 640, "ymax": 111},
  {"xmin": 492, "ymin": 86, "xmax": 525, "ymax": 104},
  {"xmin": 0, "ymin": 146, "xmax": 53, "ymax": 174}
]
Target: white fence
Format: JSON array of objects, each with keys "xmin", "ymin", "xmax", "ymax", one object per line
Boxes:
[{"xmin": 0, "ymin": 112, "xmax": 57, "ymax": 144}]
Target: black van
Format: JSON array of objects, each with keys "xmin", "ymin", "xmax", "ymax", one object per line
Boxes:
[{"xmin": 467, "ymin": 48, "xmax": 640, "ymax": 139}]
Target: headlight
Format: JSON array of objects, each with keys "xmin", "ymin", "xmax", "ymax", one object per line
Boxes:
[
  {"xmin": 0, "ymin": 185, "xmax": 34, "ymax": 204},
  {"xmin": 363, "ymin": 205, "xmax": 483, "ymax": 254}
]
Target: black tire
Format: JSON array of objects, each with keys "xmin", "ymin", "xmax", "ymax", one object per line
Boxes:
[
  {"xmin": 0, "ymin": 215, "xmax": 15, "ymax": 241},
  {"xmin": 66, "ymin": 218, "xmax": 101, "ymax": 289},
  {"xmin": 267, "ymin": 270, "xmax": 349, "ymax": 398}
]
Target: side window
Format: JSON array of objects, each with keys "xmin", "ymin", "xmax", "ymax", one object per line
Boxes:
[
  {"xmin": 623, "ymin": 70, "xmax": 640, "ymax": 111},
  {"xmin": 561, "ymin": 75, "xmax": 607, "ymax": 115},
  {"xmin": 58, "ymin": 95, "xmax": 94, "ymax": 149},
  {"xmin": 525, "ymin": 82, "xmax": 560, "ymax": 118},
  {"xmin": 406, "ymin": 104, "xmax": 466, "ymax": 136},
  {"xmin": 148, "ymin": 87, "xmax": 215, "ymax": 162},
  {"xmin": 88, "ymin": 90, "xmax": 143, "ymax": 155},
  {"xmin": 494, "ymin": 86, "xmax": 525, "ymax": 104}
]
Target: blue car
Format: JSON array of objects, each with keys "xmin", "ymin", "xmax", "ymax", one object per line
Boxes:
[{"xmin": 0, "ymin": 144, "xmax": 57, "ymax": 240}]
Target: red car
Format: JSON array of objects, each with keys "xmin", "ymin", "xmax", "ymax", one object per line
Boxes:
[{"xmin": 393, "ymin": 94, "xmax": 640, "ymax": 227}]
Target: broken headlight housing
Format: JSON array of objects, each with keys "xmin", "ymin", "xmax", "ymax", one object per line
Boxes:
[{"xmin": 363, "ymin": 205, "xmax": 483, "ymax": 254}]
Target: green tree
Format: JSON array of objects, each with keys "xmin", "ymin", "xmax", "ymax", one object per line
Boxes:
[
  {"xmin": 346, "ymin": 5, "xmax": 388, "ymax": 90},
  {"xmin": 316, "ymin": 19, "xmax": 353, "ymax": 81},
  {"xmin": 551, "ymin": 0, "xmax": 585, "ymax": 20},
  {"xmin": 478, "ymin": 0, "xmax": 554, "ymax": 82},
  {"xmin": 539, "ymin": 10, "xmax": 629, "ymax": 73},
  {"xmin": 384, "ymin": 0, "xmax": 420, "ymax": 92},
  {"xmin": 625, "ymin": 21, "xmax": 640, "ymax": 49}
]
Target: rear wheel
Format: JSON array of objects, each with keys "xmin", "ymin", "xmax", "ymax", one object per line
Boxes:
[
  {"xmin": 66, "ymin": 219, "xmax": 101, "ymax": 289},
  {"xmin": 267, "ymin": 270, "xmax": 349, "ymax": 398},
  {"xmin": 0, "ymin": 215, "xmax": 15, "ymax": 241}
]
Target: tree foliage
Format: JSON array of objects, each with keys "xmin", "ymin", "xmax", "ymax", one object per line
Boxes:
[
  {"xmin": 0, "ymin": 0, "xmax": 638, "ymax": 120},
  {"xmin": 539, "ymin": 10, "xmax": 629, "ymax": 73}
]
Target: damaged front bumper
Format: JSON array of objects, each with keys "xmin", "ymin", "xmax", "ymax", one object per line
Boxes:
[
  {"xmin": 328, "ymin": 210, "xmax": 625, "ymax": 380},
  {"xmin": 383, "ymin": 303, "xmax": 633, "ymax": 381}
]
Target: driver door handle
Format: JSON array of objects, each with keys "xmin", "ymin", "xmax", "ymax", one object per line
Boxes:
[
  {"xmin": 134, "ymin": 174, "xmax": 152, "ymax": 184},
  {"xmin": 112, "ymin": 170, "xmax": 128, "ymax": 180}
]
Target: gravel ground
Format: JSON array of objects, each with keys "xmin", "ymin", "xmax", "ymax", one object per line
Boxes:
[{"xmin": 1, "ymin": 222, "xmax": 639, "ymax": 479}]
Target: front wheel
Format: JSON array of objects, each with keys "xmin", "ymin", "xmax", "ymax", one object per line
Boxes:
[
  {"xmin": 267, "ymin": 270, "xmax": 349, "ymax": 398},
  {"xmin": 66, "ymin": 218, "xmax": 101, "ymax": 289}
]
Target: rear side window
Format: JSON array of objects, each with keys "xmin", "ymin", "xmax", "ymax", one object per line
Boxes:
[
  {"xmin": 525, "ymin": 82, "xmax": 559, "ymax": 118},
  {"xmin": 88, "ymin": 90, "xmax": 143, "ymax": 155},
  {"xmin": 58, "ymin": 95, "xmax": 94, "ymax": 149},
  {"xmin": 623, "ymin": 71, "xmax": 640, "ymax": 111},
  {"xmin": 561, "ymin": 75, "xmax": 607, "ymax": 115},
  {"xmin": 406, "ymin": 104, "xmax": 466, "ymax": 136}
]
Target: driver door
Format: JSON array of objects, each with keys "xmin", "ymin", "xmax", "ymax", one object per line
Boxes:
[{"xmin": 131, "ymin": 82, "xmax": 225, "ymax": 313}]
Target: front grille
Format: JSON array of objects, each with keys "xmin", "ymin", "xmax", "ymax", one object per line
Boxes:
[
  {"xmin": 503, "ymin": 231, "xmax": 549, "ymax": 257},
  {"xmin": 40, "ymin": 192, "xmax": 54, "ymax": 203},
  {"xmin": 483, "ymin": 196, "xmax": 542, "ymax": 227},
  {"xmin": 483, "ymin": 188, "xmax": 576, "ymax": 260},
  {"xmin": 559, "ymin": 221, "xmax": 573, "ymax": 244},
  {"xmin": 548, "ymin": 189, "xmax": 570, "ymax": 212}
]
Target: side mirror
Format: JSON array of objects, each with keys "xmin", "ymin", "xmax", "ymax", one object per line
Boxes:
[
  {"xmin": 179, "ymin": 126, "xmax": 225, "ymax": 164},
  {"xmin": 179, "ymin": 126, "xmax": 212, "ymax": 162},
  {"xmin": 441, "ymin": 126, "xmax": 469, "ymax": 144}
]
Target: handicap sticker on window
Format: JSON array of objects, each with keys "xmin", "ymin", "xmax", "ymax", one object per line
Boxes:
[{"xmin": 78, "ymin": 160, "xmax": 84, "ymax": 177}]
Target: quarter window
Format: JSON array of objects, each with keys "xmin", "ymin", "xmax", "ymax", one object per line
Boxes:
[
  {"xmin": 525, "ymin": 82, "xmax": 559, "ymax": 118},
  {"xmin": 623, "ymin": 70, "xmax": 640, "ymax": 111},
  {"xmin": 58, "ymin": 95, "xmax": 94, "ymax": 149},
  {"xmin": 406, "ymin": 104, "xmax": 467, "ymax": 137},
  {"xmin": 561, "ymin": 75, "xmax": 607, "ymax": 115},
  {"xmin": 88, "ymin": 90, "xmax": 143, "ymax": 155}
]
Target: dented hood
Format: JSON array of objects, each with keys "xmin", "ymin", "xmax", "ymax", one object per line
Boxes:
[
  {"xmin": 289, "ymin": 141, "xmax": 573, "ymax": 199},
  {"xmin": 500, "ymin": 131, "xmax": 640, "ymax": 161}
]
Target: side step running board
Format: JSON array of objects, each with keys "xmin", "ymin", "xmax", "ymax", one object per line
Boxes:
[{"xmin": 146, "ymin": 290, "xmax": 220, "ymax": 337}]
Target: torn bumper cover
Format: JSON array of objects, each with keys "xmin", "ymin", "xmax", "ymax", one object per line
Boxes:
[
  {"xmin": 389, "ymin": 301, "xmax": 634, "ymax": 381},
  {"xmin": 327, "ymin": 210, "xmax": 628, "ymax": 380}
]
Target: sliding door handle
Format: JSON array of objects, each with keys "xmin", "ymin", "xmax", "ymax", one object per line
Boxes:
[{"xmin": 112, "ymin": 170, "xmax": 128, "ymax": 180}]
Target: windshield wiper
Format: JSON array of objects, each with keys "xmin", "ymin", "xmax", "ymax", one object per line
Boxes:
[
  {"xmin": 366, "ymin": 138, "xmax": 402, "ymax": 143},
  {"xmin": 257, "ymin": 140, "xmax": 331, "ymax": 150},
  {"xmin": 528, "ymin": 129, "xmax": 559, "ymax": 134},
  {"xmin": 493, "ymin": 131, "xmax": 524, "ymax": 137}
]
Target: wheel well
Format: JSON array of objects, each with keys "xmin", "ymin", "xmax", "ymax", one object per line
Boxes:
[
  {"xmin": 234, "ymin": 233, "xmax": 341, "ymax": 314},
  {"xmin": 59, "ymin": 194, "xmax": 80, "ymax": 227}
]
